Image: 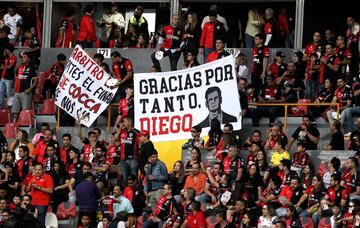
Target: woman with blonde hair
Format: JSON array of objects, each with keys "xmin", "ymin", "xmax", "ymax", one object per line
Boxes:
[
  {"xmin": 9, "ymin": 130, "xmax": 34, "ymax": 161},
  {"xmin": 184, "ymin": 12, "xmax": 202, "ymax": 59}
]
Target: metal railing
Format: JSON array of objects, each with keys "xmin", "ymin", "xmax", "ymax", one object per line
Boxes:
[
  {"xmin": 56, "ymin": 102, "xmax": 340, "ymax": 131},
  {"xmin": 248, "ymin": 102, "xmax": 340, "ymax": 128}
]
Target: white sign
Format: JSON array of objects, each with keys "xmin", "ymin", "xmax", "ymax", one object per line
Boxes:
[
  {"xmin": 96, "ymin": 48, "xmax": 111, "ymax": 58},
  {"xmin": 55, "ymin": 45, "xmax": 117, "ymax": 127},
  {"xmin": 134, "ymin": 56, "xmax": 242, "ymax": 142}
]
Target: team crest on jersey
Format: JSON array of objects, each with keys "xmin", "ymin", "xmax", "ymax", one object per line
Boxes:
[
  {"xmin": 177, "ymin": 30, "xmax": 181, "ymax": 35},
  {"xmin": 217, "ymin": 26, "xmax": 220, "ymax": 30}
]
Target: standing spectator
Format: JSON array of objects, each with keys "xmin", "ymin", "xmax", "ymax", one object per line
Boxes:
[
  {"xmin": 16, "ymin": 145, "xmax": 32, "ymax": 182},
  {"xmin": 345, "ymin": 16, "xmax": 359, "ymax": 76},
  {"xmin": 287, "ymin": 116, "xmax": 320, "ymax": 150},
  {"xmin": 341, "ymin": 157, "xmax": 360, "ymax": 199},
  {"xmin": 3, "ymin": 6, "xmax": 22, "ymax": 45},
  {"xmin": 184, "ymin": 12, "xmax": 201, "ymax": 59},
  {"xmin": 60, "ymin": 133, "xmax": 79, "ymax": 169},
  {"xmin": 23, "ymin": 27, "xmax": 41, "ymax": 68},
  {"xmin": 169, "ymin": 161, "xmax": 185, "ymax": 201},
  {"xmin": 278, "ymin": 7, "xmax": 294, "ymax": 48},
  {"xmin": 151, "ymin": 14, "xmax": 184, "ymax": 72},
  {"xmin": 97, "ymin": 2, "xmax": 125, "ymax": 48},
  {"xmin": 32, "ymin": 123, "xmax": 57, "ymax": 147},
  {"xmin": 304, "ymin": 53, "xmax": 321, "ymax": 101},
  {"xmin": 251, "ymin": 33, "xmax": 269, "ymax": 96},
  {"xmin": 303, "ymin": 32, "xmax": 324, "ymax": 62},
  {"xmin": 0, "ymin": 43, "xmax": 16, "ymax": 108},
  {"xmin": 319, "ymin": 43, "xmax": 340, "ymax": 87},
  {"xmin": 111, "ymin": 51, "xmax": 134, "ymax": 102},
  {"xmin": 128, "ymin": 6, "xmax": 149, "ymax": 46},
  {"xmin": 42, "ymin": 53, "xmax": 66, "ymax": 99},
  {"xmin": 324, "ymin": 120, "xmax": 345, "ymax": 150},
  {"xmin": 55, "ymin": 10, "xmax": 76, "ymax": 48},
  {"xmin": 199, "ymin": 11, "xmax": 226, "ymax": 63},
  {"xmin": 145, "ymin": 150, "xmax": 169, "ymax": 208},
  {"xmin": 335, "ymin": 35, "xmax": 352, "ymax": 76},
  {"xmin": 51, "ymin": 161, "xmax": 70, "ymax": 214},
  {"xmin": 119, "ymin": 117, "xmax": 139, "ymax": 184},
  {"xmin": 244, "ymin": 7, "xmax": 264, "ymax": 48},
  {"xmin": 206, "ymin": 38, "xmax": 230, "ymax": 63},
  {"xmin": 77, "ymin": 5, "xmax": 97, "ymax": 48},
  {"xmin": 263, "ymin": 8, "xmax": 279, "ymax": 47},
  {"xmin": 143, "ymin": 183, "xmax": 176, "ymax": 228},
  {"xmin": 92, "ymin": 142, "xmax": 111, "ymax": 191},
  {"xmin": 237, "ymin": 78, "xmax": 249, "ymax": 118},
  {"xmin": 11, "ymin": 52, "xmax": 37, "ymax": 122},
  {"xmin": 137, "ymin": 130, "xmax": 155, "ymax": 177},
  {"xmin": 76, "ymin": 172, "xmax": 100, "ymax": 227},
  {"xmin": 201, "ymin": 4, "xmax": 228, "ymax": 32},
  {"xmin": 114, "ymin": 84, "xmax": 134, "ymax": 128},
  {"xmin": 26, "ymin": 163, "xmax": 53, "ymax": 226},
  {"xmin": 324, "ymin": 29, "xmax": 336, "ymax": 46},
  {"xmin": 123, "ymin": 175, "xmax": 146, "ymax": 219}
]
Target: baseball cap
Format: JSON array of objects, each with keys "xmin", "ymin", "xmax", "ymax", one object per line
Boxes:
[
  {"xmin": 276, "ymin": 51, "xmax": 286, "ymax": 58},
  {"xmin": 138, "ymin": 130, "xmax": 150, "ymax": 138},
  {"xmin": 0, "ymin": 25, "xmax": 10, "ymax": 34}
]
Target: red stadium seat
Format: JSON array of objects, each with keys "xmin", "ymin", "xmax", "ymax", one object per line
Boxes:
[
  {"xmin": 37, "ymin": 98, "xmax": 55, "ymax": 115},
  {"xmin": 3, "ymin": 123, "xmax": 18, "ymax": 139},
  {"xmin": 288, "ymin": 99, "xmax": 311, "ymax": 116},
  {"xmin": 137, "ymin": 216, "xmax": 143, "ymax": 227},
  {"xmin": 16, "ymin": 109, "xmax": 35, "ymax": 126},
  {"xmin": 318, "ymin": 217, "xmax": 331, "ymax": 228},
  {"xmin": 33, "ymin": 71, "xmax": 49, "ymax": 103},
  {"xmin": 56, "ymin": 201, "xmax": 76, "ymax": 226},
  {"xmin": 0, "ymin": 109, "xmax": 10, "ymax": 126}
]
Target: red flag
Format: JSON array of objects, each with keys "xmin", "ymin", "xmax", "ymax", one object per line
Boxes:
[{"xmin": 35, "ymin": 3, "xmax": 42, "ymax": 46}]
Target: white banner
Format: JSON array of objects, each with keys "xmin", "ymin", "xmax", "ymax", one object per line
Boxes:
[
  {"xmin": 55, "ymin": 45, "xmax": 117, "ymax": 127},
  {"xmin": 134, "ymin": 56, "xmax": 242, "ymax": 142}
]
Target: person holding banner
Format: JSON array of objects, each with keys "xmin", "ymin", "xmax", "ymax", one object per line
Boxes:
[
  {"xmin": 150, "ymin": 14, "xmax": 184, "ymax": 72},
  {"xmin": 197, "ymin": 86, "xmax": 237, "ymax": 128}
]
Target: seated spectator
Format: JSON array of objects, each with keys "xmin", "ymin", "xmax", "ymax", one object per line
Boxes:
[
  {"xmin": 215, "ymin": 132, "xmax": 233, "ymax": 161},
  {"xmin": 276, "ymin": 177, "xmax": 303, "ymax": 218},
  {"xmin": 349, "ymin": 116, "xmax": 360, "ymax": 151},
  {"xmin": 32, "ymin": 129, "xmax": 59, "ymax": 163},
  {"xmin": 51, "ymin": 161, "xmax": 70, "ymax": 214},
  {"xmin": 324, "ymin": 120, "xmax": 345, "ymax": 150},
  {"xmin": 300, "ymin": 163, "xmax": 315, "ymax": 191},
  {"xmin": 242, "ymin": 130, "xmax": 264, "ymax": 151},
  {"xmin": 236, "ymin": 53, "xmax": 250, "ymax": 82},
  {"xmin": 97, "ymin": 214, "xmax": 111, "ymax": 228},
  {"xmin": 284, "ymin": 206, "xmax": 302, "ymax": 227},
  {"xmin": 287, "ymin": 115, "xmax": 320, "ymax": 151},
  {"xmin": 112, "ymin": 185, "xmax": 134, "ymax": 220},
  {"xmin": 78, "ymin": 213, "xmax": 93, "ymax": 228},
  {"xmin": 184, "ymin": 50, "xmax": 200, "ymax": 68},
  {"xmin": 243, "ymin": 164, "xmax": 262, "ymax": 206},
  {"xmin": 183, "ymin": 163, "xmax": 207, "ymax": 203},
  {"xmin": 341, "ymin": 157, "xmax": 360, "ymax": 199},
  {"xmin": 204, "ymin": 119, "xmax": 222, "ymax": 151},
  {"xmin": 256, "ymin": 150, "xmax": 270, "ymax": 183},
  {"xmin": 169, "ymin": 161, "xmax": 185, "ymax": 202},
  {"xmin": 183, "ymin": 188, "xmax": 196, "ymax": 217},
  {"xmin": 9, "ymin": 130, "xmax": 34, "ymax": 161},
  {"xmin": 16, "ymin": 145, "xmax": 33, "ymax": 182},
  {"xmin": 324, "ymin": 174, "xmax": 348, "ymax": 210},
  {"xmin": 291, "ymin": 142, "xmax": 310, "ymax": 173},
  {"xmin": 270, "ymin": 138, "xmax": 290, "ymax": 168},
  {"xmin": 42, "ymin": 53, "xmax": 66, "ymax": 99},
  {"xmin": 184, "ymin": 147, "xmax": 206, "ymax": 176},
  {"xmin": 163, "ymin": 203, "xmax": 184, "ymax": 228},
  {"xmin": 226, "ymin": 199, "xmax": 247, "ymax": 226},
  {"xmin": 206, "ymin": 38, "xmax": 230, "ymax": 63},
  {"xmin": 278, "ymin": 159, "xmax": 298, "ymax": 187},
  {"xmin": 214, "ymin": 210, "xmax": 236, "ymax": 228},
  {"xmin": 309, "ymin": 78, "xmax": 334, "ymax": 120},
  {"xmin": 246, "ymin": 142, "xmax": 262, "ymax": 165},
  {"xmin": 182, "ymin": 125, "xmax": 204, "ymax": 150},
  {"xmin": 32, "ymin": 123, "xmax": 57, "ymax": 147},
  {"xmin": 143, "ymin": 183, "xmax": 176, "ymax": 228},
  {"xmin": 257, "ymin": 204, "xmax": 277, "ymax": 227},
  {"xmin": 204, "ymin": 162, "xmax": 224, "ymax": 204},
  {"xmin": 264, "ymin": 123, "xmax": 287, "ymax": 151},
  {"xmin": 330, "ymin": 203, "xmax": 344, "ymax": 227},
  {"xmin": 257, "ymin": 175, "xmax": 282, "ymax": 207},
  {"xmin": 180, "ymin": 201, "xmax": 206, "ymax": 228},
  {"xmin": 322, "ymin": 157, "xmax": 341, "ymax": 189}
]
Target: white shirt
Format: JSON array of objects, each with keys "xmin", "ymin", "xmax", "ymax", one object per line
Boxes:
[
  {"xmin": 3, "ymin": 13, "xmax": 22, "ymax": 39},
  {"xmin": 97, "ymin": 12, "xmax": 125, "ymax": 41},
  {"xmin": 257, "ymin": 216, "xmax": 277, "ymax": 228},
  {"xmin": 238, "ymin": 65, "xmax": 250, "ymax": 80}
]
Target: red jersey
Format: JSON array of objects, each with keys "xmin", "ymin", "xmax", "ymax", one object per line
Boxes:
[
  {"xmin": 345, "ymin": 26, "xmax": 360, "ymax": 48},
  {"xmin": 325, "ymin": 186, "xmax": 348, "ymax": 205},
  {"xmin": 82, "ymin": 144, "xmax": 94, "ymax": 162},
  {"xmin": 223, "ymin": 156, "xmax": 243, "ymax": 180},
  {"xmin": 200, "ymin": 21, "xmax": 225, "ymax": 49},
  {"xmin": 278, "ymin": 13, "xmax": 289, "ymax": 36},
  {"xmin": 55, "ymin": 18, "xmax": 75, "ymax": 48},
  {"xmin": 185, "ymin": 210, "xmax": 206, "ymax": 228},
  {"xmin": 112, "ymin": 58, "xmax": 133, "ymax": 81},
  {"xmin": 264, "ymin": 18, "xmax": 279, "ymax": 47},
  {"xmin": 106, "ymin": 145, "xmax": 120, "ymax": 165},
  {"xmin": 320, "ymin": 53, "xmax": 340, "ymax": 84},
  {"xmin": 341, "ymin": 170, "xmax": 360, "ymax": 193},
  {"xmin": 160, "ymin": 25, "xmax": 184, "ymax": 49},
  {"xmin": 292, "ymin": 152, "xmax": 310, "ymax": 168},
  {"xmin": 334, "ymin": 86, "xmax": 353, "ymax": 109},
  {"xmin": 77, "ymin": 15, "xmax": 97, "ymax": 42},
  {"xmin": 30, "ymin": 173, "xmax": 54, "ymax": 205},
  {"xmin": 33, "ymin": 141, "xmax": 48, "ymax": 163},
  {"xmin": 17, "ymin": 158, "xmax": 32, "ymax": 181},
  {"xmin": 304, "ymin": 42, "xmax": 323, "ymax": 58},
  {"xmin": 268, "ymin": 63, "xmax": 287, "ymax": 79},
  {"xmin": 251, "ymin": 46, "xmax": 270, "ymax": 75},
  {"xmin": 2, "ymin": 54, "xmax": 17, "ymax": 80},
  {"xmin": 206, "ymin": 50, "xmax": 231, "ymax": 63},
  {"xmin": 14, "ymin": 63, "xmax": 36, "ymax": 93},
  {"xmin": 118, "ymin": 97, "xmax": 134, "ymax": 120},
  {"xmin": 153, "ymin": 195, "xmax": 175, "ymax": 220},
  {"xmin": 99, "ymin": 196, "xmax": 119, "ymax": 218}
]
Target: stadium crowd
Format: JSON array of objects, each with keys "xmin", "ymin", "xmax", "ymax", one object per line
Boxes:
[{"xmin": 0, "ymin": 2, "xmax": 360, "ymax": 228}]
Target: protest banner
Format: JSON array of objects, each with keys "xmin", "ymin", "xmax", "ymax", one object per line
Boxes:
[
  {"xmin": 134, "ymin": 55, "xmax": 242, "ymax": 142},
  {"xmin": 55, "ymin": 45, "xmax": 118, "ymax": 127}
]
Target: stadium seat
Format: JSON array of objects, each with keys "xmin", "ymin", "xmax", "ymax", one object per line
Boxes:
[
  {"xmin": 288, "ymin": 99, "xmax": 311, "ymax": 116},
  {"xmin": 45, "ymin": 212, "xmax": 58, "ymax": 228},
  {"xmin": 33, "ymin": 71, "xmax": 48, "ymax": 103},
  {"xmin": 137, "ymin": 216, "xmax": 143, "ymax": 227},
  {"xmin": 16, "ymin": 109, "xmax": 36, "ymax": 127},
  {"xmin": 3, "ymin": 123, "xmax": 18, "ymax": 139},
  {"xmin": 318, "ymin": 217, "xmax": 331, "ymax": 228},
  {"xmin": 38, "ymin": 98, "xmax": 55, "ymax": 115},
  {"xmin": 206, "ymin": 216, "xmax": 216, "ymax": 228},
  {"xmin": 0, "ymin": 109, "xmax": 10, "ymax": 126},
  {"xmin": 300, "ymin": 216, "xmax": 314, "ymax": 228},
  {"xmin": 56, "ymin": 202, "xmax": 76, "ymax": 226}
]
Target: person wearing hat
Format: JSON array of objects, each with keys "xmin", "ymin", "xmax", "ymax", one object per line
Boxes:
[
  {"xmin": 268, "ymin": 51, "xmax": 287, "ymax": 85},
  {"xmin": 206, "ymin": 38, "xmax": 230, "ymax": 63},
  {"xmin": 0, "ymin": 43, "xmax": 16, "ymax": 108},
  {"xmin": 97, "ymin": 2, "xmax": 125, "ymax": 48}
]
